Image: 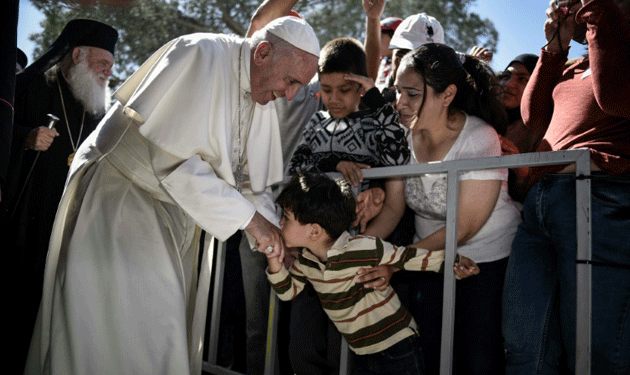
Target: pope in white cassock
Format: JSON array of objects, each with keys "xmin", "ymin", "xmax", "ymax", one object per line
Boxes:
[{"xmin": 24, "ymin": 16, "xmax": 320, "ymax": 375}]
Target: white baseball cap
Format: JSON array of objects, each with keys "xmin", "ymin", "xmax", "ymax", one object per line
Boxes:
[
  {"xmin": 264, "ymin": 16, "xmax": 320, "ymax": 57},
  {"xmin": 389, "ymin": 13, "xmax": 445, "ymax": 51}
]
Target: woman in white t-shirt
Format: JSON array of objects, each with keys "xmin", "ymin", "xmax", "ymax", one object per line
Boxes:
[{"xmin": 364, "ymin": 43, "xmax": 521, "ymax": 375}]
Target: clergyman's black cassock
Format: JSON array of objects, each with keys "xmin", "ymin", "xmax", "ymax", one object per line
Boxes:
[{"xmin": 2, "ymin": 70, "xmax": 101, "ymax": 369}]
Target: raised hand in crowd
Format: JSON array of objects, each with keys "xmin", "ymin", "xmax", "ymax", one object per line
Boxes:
[
  {"xmin": 544, "ymin": 0, "xmax": 585, "ymax": 52},
  {"xmin": 468, "ymin": 45, "xmax": 493, "ymax": 63},
  {"xmin": 362, "ymin": 0, "xmax": 387, "ymax": 81}
]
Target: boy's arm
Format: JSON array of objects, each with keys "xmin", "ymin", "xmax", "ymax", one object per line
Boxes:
[
  {"xmin": 377, "ymin": 238, "xmax": 479, "ymax": 278},
  {"xmin": 265, "ymin": 255, "xmax": 308, "ymax": 301}
]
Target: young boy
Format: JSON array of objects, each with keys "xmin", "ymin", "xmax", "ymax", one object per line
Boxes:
[
  {"xmin": 263, "ymin": 173, "xmax": 478, "ymax": 373},
  {"xmin": 288, "ymin": 37, "xmax": 409, "ymax": 188}
]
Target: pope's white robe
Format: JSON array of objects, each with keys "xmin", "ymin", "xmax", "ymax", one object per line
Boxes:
[{"xmin": 25, "ymin": 33, "xmax": 283, "ymax": 375}]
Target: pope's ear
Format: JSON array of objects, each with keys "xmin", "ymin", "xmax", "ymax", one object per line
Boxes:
[{"xmin": 253, "ymin": 41, "xmax": 272, "ymax": 66}]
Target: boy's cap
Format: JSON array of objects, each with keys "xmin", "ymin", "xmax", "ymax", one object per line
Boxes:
[
  {"xmin": 381, "ymin": 17, "xmax": 403, "ymax": 31},
  {"xmin": 264, "ymin": 16, "xmax": 320, "ymax": 57},
  {"xmin": 389, "ymin": 13, "xmax": 444, "ymax": 50}
]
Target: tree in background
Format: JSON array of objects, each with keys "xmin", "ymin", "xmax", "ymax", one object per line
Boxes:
[{"xmin": 26, "ymin": 0, "xmax": 498, "ymax": 84}]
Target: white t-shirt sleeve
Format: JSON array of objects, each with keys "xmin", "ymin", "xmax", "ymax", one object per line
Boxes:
[{"xmin": 456, "ymin": 117, "xmax": 507, "ymax": 181}]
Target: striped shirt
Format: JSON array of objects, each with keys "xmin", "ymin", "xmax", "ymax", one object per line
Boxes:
[{"xmin": 266, "ymin": 231, "xmax": 446, "ymax": 355}]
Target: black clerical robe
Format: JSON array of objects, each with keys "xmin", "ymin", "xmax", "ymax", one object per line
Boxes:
[{"xmin": 2, "ymin": 70, "xmax": 101, "ymax": 366}]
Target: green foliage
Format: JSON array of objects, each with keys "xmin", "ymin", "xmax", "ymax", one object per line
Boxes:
[{"xmin": 27, "ymin": 0, "xmax": 498, "ymax": 85}]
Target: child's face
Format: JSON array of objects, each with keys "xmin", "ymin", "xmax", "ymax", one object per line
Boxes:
[
  {"xmin": 319, "ymin": 72, "xmax": 362, "ymax": 119},
  {"xmin": 279, "ymin": 209, "xmax": 311, "ymax": 249}
]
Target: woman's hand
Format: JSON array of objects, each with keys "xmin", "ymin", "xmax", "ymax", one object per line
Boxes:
[
  {"xmin": 355, "ymin": 265, "xmax": 395, "ymax": 290},
  {"xmin": 354, "ymin": 187, "xmax": 385, "ymax": 233}
]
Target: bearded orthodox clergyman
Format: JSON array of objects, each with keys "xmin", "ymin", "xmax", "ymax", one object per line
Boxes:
[{"xmin": 0, "ymin": 19, "xmax": 118, "ymax": 370}]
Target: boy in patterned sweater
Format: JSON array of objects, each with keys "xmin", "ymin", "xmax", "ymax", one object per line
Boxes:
[
  {"xmin": 263, "ymin": 173, "xmax": 479, "ymax": 373},
  {"xmin": 288, "ymin": 37, "xmax": 409, "ymax": 188}
]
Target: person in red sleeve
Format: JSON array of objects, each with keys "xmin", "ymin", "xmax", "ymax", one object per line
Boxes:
[{"xmin": 502, "ymin": 0, "xmax": 630, "ymax": 373}]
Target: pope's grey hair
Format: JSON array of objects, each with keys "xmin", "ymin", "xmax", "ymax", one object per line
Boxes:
[{"xmin": 250, "ymin": 29, "xmax": 299, "ymax": 62}]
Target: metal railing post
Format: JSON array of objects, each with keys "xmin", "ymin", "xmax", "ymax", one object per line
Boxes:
[
  {"xmin": 574, "ymin": 151, "xmax": 592, "ymax": 374},
  {"xmin": 439, "ymin": 170, "xmax": 460, "ymax": 375}
]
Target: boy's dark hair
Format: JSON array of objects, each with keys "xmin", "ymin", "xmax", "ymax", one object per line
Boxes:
[
  {"xmin": 318, "ymin": 37, "xmax": 368, "ymax": 77},
  {"xmin": 276, "ymin": 173, "xmax": 357, "ymax": 240}
]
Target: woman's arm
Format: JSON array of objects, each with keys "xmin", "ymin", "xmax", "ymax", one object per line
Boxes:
[{"xmin": 363, "ymin": 178, "xmax": 406, "ymax": 238}]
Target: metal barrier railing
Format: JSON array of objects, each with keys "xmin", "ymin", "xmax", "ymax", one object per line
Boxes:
[{"xmin": 202, "ymin": 149, "xmax": 592, "ymax": 375}]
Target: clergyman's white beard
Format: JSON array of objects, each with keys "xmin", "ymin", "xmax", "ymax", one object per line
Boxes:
[{"xmin": 67, "ymin": 60, "xmax": 111, "ymax": 116}]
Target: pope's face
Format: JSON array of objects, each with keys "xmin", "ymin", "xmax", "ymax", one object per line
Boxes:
[{"xmin": 250, "ymin": 42, "xmax": 318, "ymax": 105}]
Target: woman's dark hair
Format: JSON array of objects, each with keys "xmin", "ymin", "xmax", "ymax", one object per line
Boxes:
[
  {"xmin": 401, "ymin": 43, "xmax": 508, "ymax": 135},
  {"xmin": 276, "ymin": 173, "xmax": 356, "ymax": 240},
  {"xmin": 318, "ymin": 37, "xmax": 368, "ymax": 77}
]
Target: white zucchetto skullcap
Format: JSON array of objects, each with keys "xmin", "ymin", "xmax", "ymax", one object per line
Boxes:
[{"xmin": 263, "ymin": 16, "xmax": 320, "ymax": 57}]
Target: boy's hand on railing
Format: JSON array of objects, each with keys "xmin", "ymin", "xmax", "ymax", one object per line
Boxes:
[
  {"xmin": 336, "ymin": 160, "xmax": 370, "ymax": 187},
  {"xmin": 356, "ymin": 265, "xmax": 395, "ymax": 290},
  {"xmin": 354, "ymin": 187, "xmax": 385, "ymax": 232},
  {"xmin": 453, "ymin": 255, "xmax": 480, "ymax": 279}
]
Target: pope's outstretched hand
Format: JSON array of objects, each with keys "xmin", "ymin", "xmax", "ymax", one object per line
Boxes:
[{"xmin": 246, "ymin": 211, "xmax": 286, "ymax": 262}]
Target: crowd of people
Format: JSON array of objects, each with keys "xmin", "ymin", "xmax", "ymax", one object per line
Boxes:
[{"xmin": 2, "ymin": 0, "xmax": 629, "ymax": 374}]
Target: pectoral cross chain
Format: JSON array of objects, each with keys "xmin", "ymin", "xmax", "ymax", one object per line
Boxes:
[{"xmin": 235, "ymin": 164, "xmax": 249, "ymax": 193}]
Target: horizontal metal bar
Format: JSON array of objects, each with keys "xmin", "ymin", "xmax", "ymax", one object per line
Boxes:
[{"xmin": 360, "ymin": 149, "xmax": 589, "ymax": 179}]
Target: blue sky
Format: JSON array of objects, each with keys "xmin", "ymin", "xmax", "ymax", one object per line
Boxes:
[{"xmin": 17, "ymin": 0, "xmax": 587, "ymax": 74}]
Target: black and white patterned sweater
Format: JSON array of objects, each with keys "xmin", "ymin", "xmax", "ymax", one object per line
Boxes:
[{"xmin": 288, "ymin": 87, "xmax": 410, "ymax": 177}]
